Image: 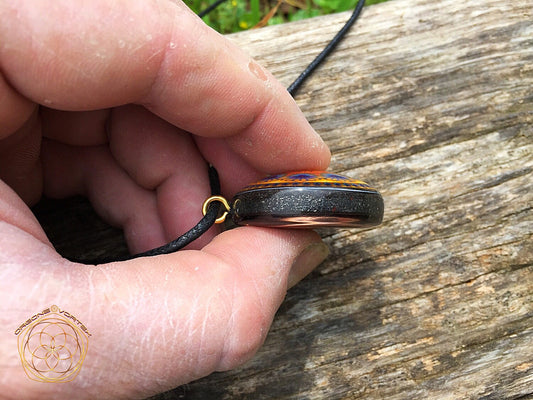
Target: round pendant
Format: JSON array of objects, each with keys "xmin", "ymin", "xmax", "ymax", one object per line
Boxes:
[{"xmin": 229, "ymin": 171, "xmax": 384, "ymax": 228}]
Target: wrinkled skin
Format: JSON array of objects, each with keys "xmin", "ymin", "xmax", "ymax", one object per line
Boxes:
[{"xmin": 0, "ymin": 1, "xmax": 331, "ymax": 399}]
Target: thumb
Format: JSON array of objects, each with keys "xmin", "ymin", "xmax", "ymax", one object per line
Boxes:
[
  {"xmin": 1, "ymin": 220, "xmax": 328, "ymax": 399},
  {"xmin": 90, "ymin": 227, "xmax": 329, "ymax": 394}
]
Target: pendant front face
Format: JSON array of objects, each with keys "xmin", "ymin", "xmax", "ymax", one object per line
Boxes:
[{"xmin": 230, "ymin": 171, "xmax": 384, "ymax": 228}]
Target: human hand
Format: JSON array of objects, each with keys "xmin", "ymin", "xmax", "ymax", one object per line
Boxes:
[{"xmin": 0, "ymin": 1, "xmax": 330, "ymax": 398}]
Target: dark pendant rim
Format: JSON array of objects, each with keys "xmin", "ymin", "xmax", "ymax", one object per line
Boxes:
[{"xmin": 231, "ymin": 185, "xmax": 384, "ymax": 228}]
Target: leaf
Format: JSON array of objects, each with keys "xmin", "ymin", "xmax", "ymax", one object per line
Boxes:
[{"xmin": 253, "ymin": 0, "xmax": 283, "ymax": 28}]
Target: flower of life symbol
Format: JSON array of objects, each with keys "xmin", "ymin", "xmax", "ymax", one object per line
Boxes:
[{"xmin": 17, "ymin": 305, "xmax": 89, "ymax": 382}]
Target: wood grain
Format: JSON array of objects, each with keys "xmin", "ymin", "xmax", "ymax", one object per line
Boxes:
[{"xmin": 34, "ymin": 0, "xmax": 532, "ymax": 398}]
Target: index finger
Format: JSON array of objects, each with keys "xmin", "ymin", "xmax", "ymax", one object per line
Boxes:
[{"xmin": 0, "ymin": 0, "xmax": 330, "ymax": 172}]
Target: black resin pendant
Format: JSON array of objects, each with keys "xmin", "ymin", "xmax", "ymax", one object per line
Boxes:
[{"xmin": 228, "ymin": 171, "xmax": 384, "ymax": 228}]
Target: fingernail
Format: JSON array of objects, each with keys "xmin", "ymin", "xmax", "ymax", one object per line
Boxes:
[{"xmin": 288, "ymin": 242, "xmax": 330, "ymax": 289}]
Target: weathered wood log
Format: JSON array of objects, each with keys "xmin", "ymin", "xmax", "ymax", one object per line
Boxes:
[{"xmin": 34, "ymin": 0, "xmax": 532, "ymax": 398}]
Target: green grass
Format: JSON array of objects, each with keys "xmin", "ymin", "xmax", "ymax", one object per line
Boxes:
[{"xmin": 184, "ymin": 0, "xmax": 391, "ymax": 34}]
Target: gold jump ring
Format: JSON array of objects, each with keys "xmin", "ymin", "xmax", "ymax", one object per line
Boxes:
[{"xmin": 202, "ymin": 195, "xmax": 231, "ymax": 224}]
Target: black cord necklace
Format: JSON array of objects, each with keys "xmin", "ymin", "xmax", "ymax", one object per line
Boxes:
[
  {"xmin": 91, "ymin": 0, "xmax": 382, "ymax": 264},
  {"xmin": 287, "ymin": 0, "xmax": 365, "ymax": 96}
]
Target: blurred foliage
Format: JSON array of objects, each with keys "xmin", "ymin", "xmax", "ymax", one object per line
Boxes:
[{"xmin": 184, "ymin": 0, "xmax": 391, "ymax": 34}]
